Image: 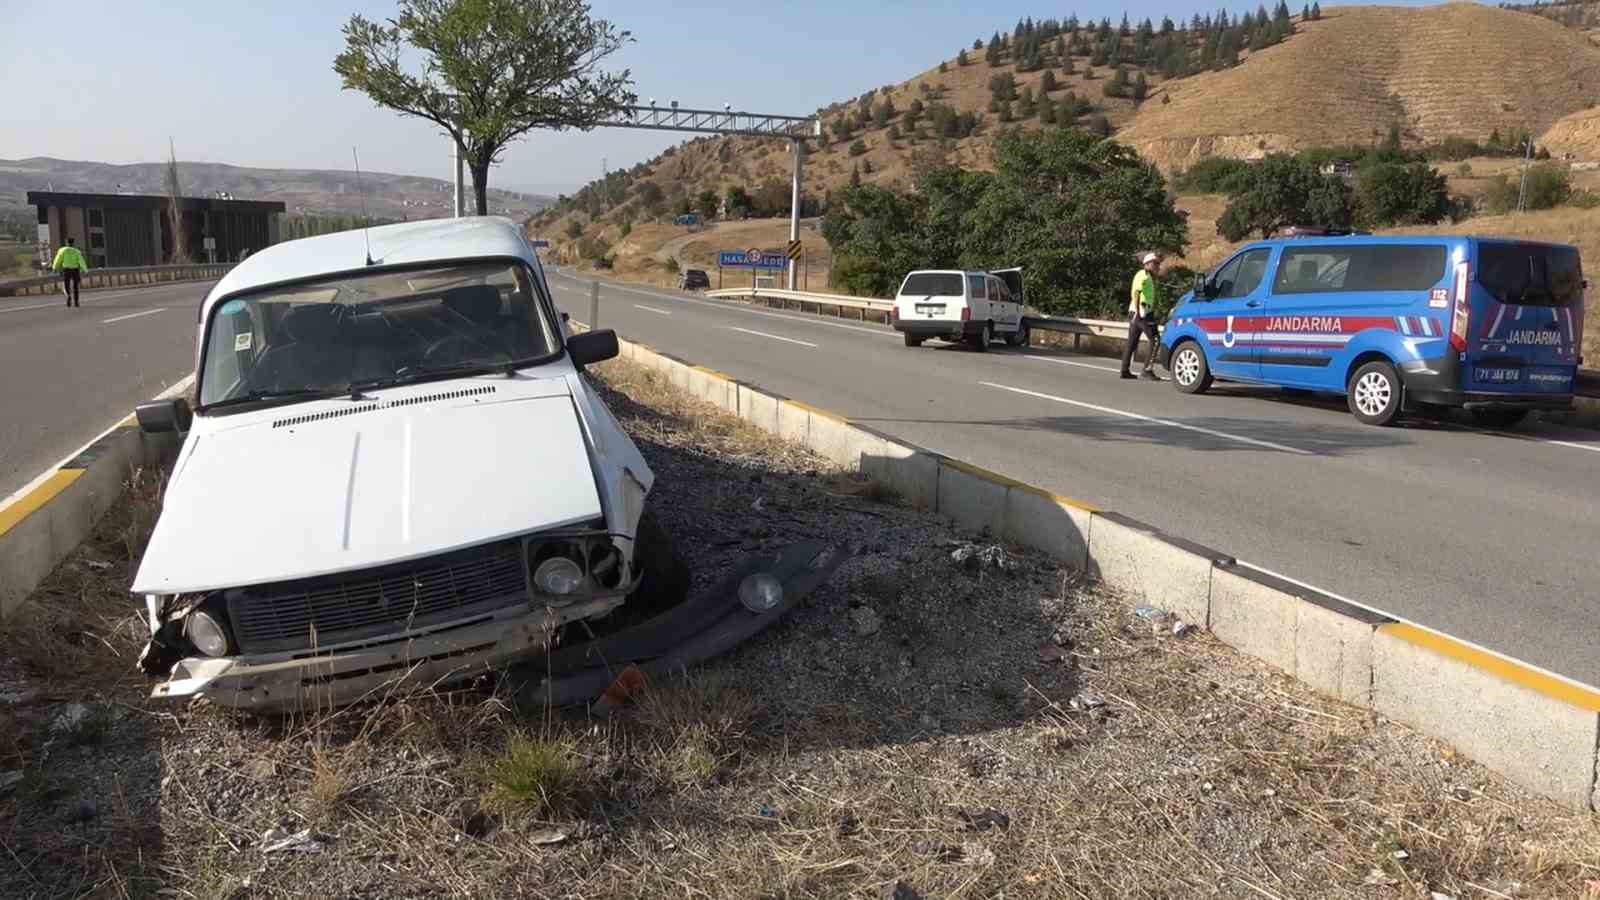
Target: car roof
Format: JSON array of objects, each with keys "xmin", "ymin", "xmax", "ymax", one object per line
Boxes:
[{"xmin": 201, "ymin": 216, "xmax": 534, "ymax": 318}]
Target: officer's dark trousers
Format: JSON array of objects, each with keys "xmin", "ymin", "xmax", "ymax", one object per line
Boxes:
[
  {"xmin": 62, "ymin": 269, "xmax": 81, "ymax": 307},
  {"xmin": 1121, "ymin": 314, "xmax": 1158, "ymax": 374}
]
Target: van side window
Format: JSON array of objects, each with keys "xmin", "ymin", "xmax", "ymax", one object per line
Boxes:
[
  {"xmin": 991, "ymin": 277, "xmax": 1009, "ymax": 303},
  {"xmin": 967, "ymin": 274, "xmax": 987, "ymax": 300},
  {"xmin": 1213, "ymin": 249, "xmax": 1272, "ymax": 298},
  {"xmin": 1273, "ymin": 245, "xmax": 1447, "ymax": 294}
]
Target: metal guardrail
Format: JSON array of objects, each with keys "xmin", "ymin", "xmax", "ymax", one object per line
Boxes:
[{"xmin": 0, "ymin": 263, "xmax": 233, "ymax": 298}]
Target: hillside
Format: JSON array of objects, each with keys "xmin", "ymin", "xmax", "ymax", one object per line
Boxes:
[
  {"xmin": 0, "ymin": 157, "xmax": 550, "ymax": 224},
  {"xmin": 1542, "ymin": 106, "xmax": 1600, "ymax": 160},
  {"xmin": 1121, "ymin": 4, "xmax": 1600, "ymax": 170}
]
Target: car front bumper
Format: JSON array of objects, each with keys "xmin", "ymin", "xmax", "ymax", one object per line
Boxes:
[{"xmin": 151, "ymin": 594, "xmax": 624, "ymax": 711}]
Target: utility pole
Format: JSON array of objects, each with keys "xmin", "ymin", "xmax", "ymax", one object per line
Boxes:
[
  {"xmin": 1515, "ymin": 133, "xmax": 1533, "ymax": 214},
  {"xmin": 788, "ymin": 139, "xmax": 803, "ymax": 291}
]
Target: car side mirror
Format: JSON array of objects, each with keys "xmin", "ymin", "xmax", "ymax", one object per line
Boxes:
[
  {"xmin": 568, "ymin": 329, "xmax": 619, "ymax": 368},
  {"xmin": 135, "ymin": 397, "xmax": 192, "ymax": 434},
  {"xmin": 1192, "ymin": 272, "xmax": 1212, "ymax": 300}
]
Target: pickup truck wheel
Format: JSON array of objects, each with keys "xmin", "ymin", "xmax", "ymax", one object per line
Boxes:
[
  {"xmin": 1170, "ymin": 341, "xmax": 1213, "ymax": 394},
  {"xmin": 1348, "ymin": 360, "xmax": 1403, "ymax": 426},
  {"xmin": 629, "ymin": 509, "xmax": 690, "ymax": 614},
  {"xmin": 904, "ymin": 333, "xmax": 924, "ymax": 348},
  {"xmin": 970, "ymin": 322, "xmax": 992, "ymax": 352},
  {"xmin": 1469, "ymin": 408, "xmax": 1530, "ymax": 429}
]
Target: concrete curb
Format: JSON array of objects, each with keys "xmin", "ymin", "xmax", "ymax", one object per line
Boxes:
[
  {"xmin": 598, "ymin": 329, "xmax": 1600, "ymax": 811},
  {"xmin": 0, "ymin": 377, "xmax": 193, "ymax": 619}
]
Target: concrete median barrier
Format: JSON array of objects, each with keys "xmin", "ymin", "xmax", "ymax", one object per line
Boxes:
[
  {"xmin": 0, "ymin": 377, "xmax": 192, "ymax": 619},
  {"xmin": 586, "ymin": 331, "xmax": 1600, "ymax": 810}
]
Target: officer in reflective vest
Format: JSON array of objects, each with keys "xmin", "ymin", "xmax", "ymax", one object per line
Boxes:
[
  {"xmin": 1121, "ymin": 251, "xmax": 1163, "ymax": 380},
  {"xmin": 52, "ymin": 237, "xmax": 89, "ymax": 308}
]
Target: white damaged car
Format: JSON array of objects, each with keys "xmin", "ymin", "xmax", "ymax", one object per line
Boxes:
[{"xmin": 131, "ymin": 217, "xmax": 683, "ymax": 710}]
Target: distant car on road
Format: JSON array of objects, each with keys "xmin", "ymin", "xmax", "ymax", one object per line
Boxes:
[
  {"xmin": 1160, "ymin": 235, "xmax": 1585, "ymax": 427},
  {"xmin": 678, "ymin": 268, "xmax": 710, "ymax": 291},
  {"xmin": 890, "ymin": 268, "xmax": 1028, "ymax": 351}
]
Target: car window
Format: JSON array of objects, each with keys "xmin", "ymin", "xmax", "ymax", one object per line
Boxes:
[
  {"xmin": 198, "ymin": 260, "xmax": 560, "ymax": 408},
  {"xmin": 901, "ymin": 272, "xmax": 964, "ymax": 297},
  {"xmin": 1211, "ymin": 249, "xmax": 1272, "ymax": 299},
  {"xmin": 967, "ymin": 274, "xmax": 987, "ymax": 300},
  {"xmin": 1273, "ymin": 244, "xmax": 1447, "ymax": 294},
  {"xmin": 1477, "ymin": 242, "xmax": 1583, "ymax": 307}
]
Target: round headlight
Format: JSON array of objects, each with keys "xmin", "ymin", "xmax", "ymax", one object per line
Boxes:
[
  {"xmin": 738, "ymin": 573, "xmax": 784, "ymax": 613},
  {"xmin": 184, "ymin": 610, "xmax": 230, "ymax": 658},
  {"xmin": 534, "ymin": 557, "xmax": 585, "ymax": 597}
]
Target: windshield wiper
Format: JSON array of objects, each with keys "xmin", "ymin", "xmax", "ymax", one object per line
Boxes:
[
  {"xmin": 345, "ymin": 359, "xmax": 518, "ymax": 398},
  {"xmin": 206, "ymin": 387, "xmax": 343, "ymax": 409}
]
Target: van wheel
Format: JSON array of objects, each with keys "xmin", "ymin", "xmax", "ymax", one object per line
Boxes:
[
  {"xmin": 1003, "ymin": 323, "xmax": 1029, "ymax": 347},
  {"xmin": 1170, "ymin": 341, "xmax": 1213, "ymax": 394},
  {"xmin": 1348, "ymin": 360, "xmax": 1403, "ymax": 426},
  {"xmin": 969, "ymin": 322, "xmax": 992, "ymax": 352},
  {"xmin": 1469, "ymin": 408, "xmax": 1530, "ymax": 429},
  {"xmin": 903, "ymin": 333, "xmax": 924, "ymax": 348}
]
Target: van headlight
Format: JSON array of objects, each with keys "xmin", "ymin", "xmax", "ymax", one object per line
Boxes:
[
  {"xmin": 184, "ymin": 610, "xmax": 231, "ymax": 658},
  {"xmin": 534, "ymin": 557, "xmax": 585, "ymax": 597},
  {"xmin": 738, "ymin": 573, "xmax": 784, "ymax": 613}
]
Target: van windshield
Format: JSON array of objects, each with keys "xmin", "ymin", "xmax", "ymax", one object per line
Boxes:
[
  {"xmin": 1477, "ymin": 243, "xmax": 1583, "ymax": 307},
  {"xmin": 198, "ymin": 261, "xmax": 559, "ymax": 408},
  {"xmin": 901, "ymin": 273, "xmax": 964, "ymax": 297}
]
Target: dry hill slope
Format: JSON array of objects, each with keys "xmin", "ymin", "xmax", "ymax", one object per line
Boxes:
[
  {"xmin": 1121, "ymin": 4, "xmax": 1600, "ymax": 170},
  {"xmin": 1542, "ymin": 106, "xmax": 1600, "ymax": 160}
]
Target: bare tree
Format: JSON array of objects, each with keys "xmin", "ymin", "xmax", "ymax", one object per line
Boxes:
[
  {"xmin": 335, "ymin": 0, "xmax": 634, "ymax": 215},
  {"xmin": 165, "ymin": 140, "xmax": 189, "ymax": 264}
]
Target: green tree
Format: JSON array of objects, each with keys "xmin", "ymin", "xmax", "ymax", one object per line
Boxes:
[
  {"xmin": 1310, "ymin": 2, "xmax": 1321, "ymax": 19},
  {"xmin": 873, "ymin": 101, "xmax": 891, "ymax": 129},
  {"xmin": 1217, "ymin": 154, "xmax": 1354, "ymax": 239},
  {"xmin": 997, "ymin": 99, "xmax": 1013, "ymax": 123},
  {"xmin": 1040, "ymin": 69, "xmax": 1058, "ymax": 93},
  {"xmin": 1132, "ymin": 72, "xmax": 1148, "ymax": 102},
  {"xmin": 636, "ymin": 180, "xmax": 665, "ymax": 215},
  {"xmin": 849, "ymin": 138, "xmax": 868, "ymax": 156},
  {"xmin": 1039, "ymin": 97, "xmax": 1057, "ymax": 125},
  {"xmin": 957, "ymin": 49, "xmax": 969, "ymax": 66},
  {"xmin": 938, "ymin": 60, "xmax": 948, "ymax": 73},
  {"xmin": 887, "ymin": 123, "xmax": 902, "ymax": 142},
  {"xmin": 564, "ymin": 218, "xmax": 583, "ymax": 239},
  {"xmin": 334, "ymin": 0, "xmax": 633, "ymax": 215},
  {"xmin": 724, "ymin": 186, "xmax": 753, "ymax": 218},
  {"xmin": 1018, "ymin": 87, "xmax": 1036, "ymax": 118},
  {"xmin": 906, "ymin": 98, "xmax": 924, "ymax": 129},
  {"xmin": 1354, "ymin": 162, "xmax": 1452, "ymax": 226},
  {"xmin": 696, "ymin": 188, "xmax": 719, "ymax": 220}
]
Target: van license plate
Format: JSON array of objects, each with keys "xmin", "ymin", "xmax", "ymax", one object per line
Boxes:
[{"xmin": 1474, "ymin": 367, "xmax": 1521, "ymax": 384}]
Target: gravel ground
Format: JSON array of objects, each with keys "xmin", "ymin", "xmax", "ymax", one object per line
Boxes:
[{"xmin": 0, "ymin": 358, "xmax": 1596, "ymax": 899}]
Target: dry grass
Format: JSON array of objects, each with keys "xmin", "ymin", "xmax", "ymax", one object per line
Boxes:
[
  {"xmin": 484, "ymin": 730, "xmax": 583, "ymax": 818},
  {"xmin": 1542, "ymin": 99, "xmax": 1600, "ymax": 160},
  {"xmin": 1122, "ymin": 4, "xmax": 1600, "ymax": 171}
]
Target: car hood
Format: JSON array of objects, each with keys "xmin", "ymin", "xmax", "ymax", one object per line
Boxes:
[{"xmin": 133, "ymin": 380, "xmax": 603, "ymax": 594}]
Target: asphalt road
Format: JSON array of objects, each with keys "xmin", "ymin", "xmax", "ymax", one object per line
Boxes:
[
  {"xmin": 546, "ymin": 268, "xmax": 1600, "ymax": 688},
  {"xmin": 0, "ymin": 281, "xmax": 211, "ymax": 499}
]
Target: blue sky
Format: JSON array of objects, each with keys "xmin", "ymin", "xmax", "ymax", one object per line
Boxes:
[{"xmin": 0, "ymin": 0, "xmax": 1450, "ymax": 196}]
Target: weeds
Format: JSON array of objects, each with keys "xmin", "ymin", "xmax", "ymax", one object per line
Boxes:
[
  {"xmin": 485, "ymin": 730, "xmax": 582, "ymax": 817},
  {"xmin": 633, "ymin": 674, "xmax": 757, "ymax": 789}
]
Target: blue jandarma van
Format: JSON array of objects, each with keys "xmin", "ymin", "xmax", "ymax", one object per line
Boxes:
[{"xmin": 1159, "ymin": 235, "xmax": 1586, "ymax": 426}]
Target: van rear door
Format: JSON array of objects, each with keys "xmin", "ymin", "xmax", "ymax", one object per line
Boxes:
[
  {"xmin": 1465, "ymin": 241, "xmax": 1584, "ymax": 396},
  {"xmin": 897, "ymin": 271, "xmax": 967, "ymax": 323},
  {"xmin": 992, "ymin": 267, "xmax": 1024, "ymax": 307}
]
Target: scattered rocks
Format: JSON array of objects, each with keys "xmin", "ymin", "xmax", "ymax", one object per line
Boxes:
[
  {"xmin": 947, "ymin": 542, "xmax": 1016, "ymax": 575},
  {"xmin": 261, "ymin": 827, "xmax": 326, "ymax": 854},
  {"xmin": 1068, "ymin": 693, "xmax": 1106, "ymax": 712},
  {"xmin": 527, "ymin": 826, "xmax": 571, "ymax": 846},
  {"xmin": 50, "ymin": 703, "xmax": 92, "ymax": 737}
]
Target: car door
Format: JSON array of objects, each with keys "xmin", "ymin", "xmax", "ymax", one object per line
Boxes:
[
  {"xmin": 992, "ymin": 267, "xmax": 1025, "ymax": 327},
  {"xmin": 1195, "ymin": 247, "xmax": 1274, "ymax": 382}
]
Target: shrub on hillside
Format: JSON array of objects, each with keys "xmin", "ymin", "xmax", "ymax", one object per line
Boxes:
[
  {"xmin": 1217, "ymin": 155, "xmax": 1354, "ymax": 240},
  {"xmin": 1173, "ymin": 157, "xmax": 1251, "ymax": 194},
  {"xmin": 1354, "ymin": 162, "xmax": 1453, "ymax": 227},
  {"xmin": 849, "ymin": 138, "xmax": 868, "ymax": 157},
  {"xmin": 1481, "ymin": 165, "xmax": 1572, "ymax": 214},
  {"xmin": 1571, "ymin": 190, "xmax": 1600, "ymax": 210}
]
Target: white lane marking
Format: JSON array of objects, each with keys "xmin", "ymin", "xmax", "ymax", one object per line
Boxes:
[
  {"xmin": 0, "ymin": 302, "xmax": 59, "ymax": 314},
  {"xmin": 1491, "ymin": 431, "xmax": 1600, "ymax": 454},
  {"xmin": 727, "ymin": 326, "xmax": 817, "ymax": 348},
  {"xmin": 632, "ymin": 304, "xmax": 672, "ymax": 316},
  {"xmin": 1024, "ymin": 353, "xmax": 1121, "ymax": 373},
  {"xmin": 1237, "ymin": 559, "xmax": 1600, "ymax": 693},
  {"xmin": 101, "ymin": 308, "xmax": 166, "ymax": 324},
  {"xmin": 979, "ymin": 380, "xmax": 1311, "ymax": 455}
]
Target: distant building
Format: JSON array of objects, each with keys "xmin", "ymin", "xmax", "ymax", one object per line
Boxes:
[{"xmin": 27, "ymin": 191, "xmax": 286, "ymax": 267}]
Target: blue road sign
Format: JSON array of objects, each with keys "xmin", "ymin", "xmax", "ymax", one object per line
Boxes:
[{"xmin": 718, "ymin": 250, "xmax": 787, "ymax": 270}]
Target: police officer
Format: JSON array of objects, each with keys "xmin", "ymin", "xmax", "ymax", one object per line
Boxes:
[
  {"xmin": 1121, "ymin": 251, "xmax": 1163, "ymax": 381},
  {"xmin": 51, "ymin": 237, "xmax": 89, "ymax": 308}
]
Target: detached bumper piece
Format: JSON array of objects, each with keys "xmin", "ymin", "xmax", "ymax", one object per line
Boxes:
[{"xmin": 511, "ymin": 541, "xmax": 847, "ymax": 711}]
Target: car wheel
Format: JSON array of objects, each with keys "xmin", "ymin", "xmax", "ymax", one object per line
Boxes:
[
  {"xmin": 628, "ymin": 509, "xmax": 691, "ymax": 614},
  {"xmin": 970, "ymin": 322, "xmax": 992, "ymax": 352},
  {"xmin": 903, "ymin": 333, "xmax": 924, "ymax": 348},
  {"xmin": 1170, "ymin": 341, "xmax": 1213, "ymax": 394},
  {"xmin": 1003, "ymin": 323, "xmax": 1029, "ymax": 347},
  {"xmin": 1469, "ymin": 408, "xmax": 1530, "ymax": 429},
  {"xmin": 1348, "ymin": 360, "xmax": 1403, "ymax": 426}
]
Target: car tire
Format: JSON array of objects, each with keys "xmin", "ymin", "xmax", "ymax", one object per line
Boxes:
[
  {"xmin": 1469, "ymin": 408, "xmax": 1530, "ymax": 429},
  {"xmin": 629, "ymin": 509, "xmax": 691, "ymax": 614},
  {"xmin": 904, "ymin": 333, "xmax": 924, "ymax": 348},
  {"xmin": 1170, "ymin": 341, "xmax": 1213, "ymax": 394},
  {"xmin": 1003, "ymin": 323, "xmax": 1029, "ymax": 347},
  {"xmin": 1348, "ymin": 360, "xmax": 1403, "ymax": 426},
  {"xmin": 970, "ymin": 322, "xmax": 992, "ymax": 352}
]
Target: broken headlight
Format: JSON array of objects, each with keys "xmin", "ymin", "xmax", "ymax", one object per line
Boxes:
[{"xmin": 533, "ymin": 556, "xmax": 585, "ymax": 597}]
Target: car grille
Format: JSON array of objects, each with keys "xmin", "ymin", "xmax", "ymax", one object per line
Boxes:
[{"xmin": 227, "ymin": 539, "xmax": 529, "ymax": 655}]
